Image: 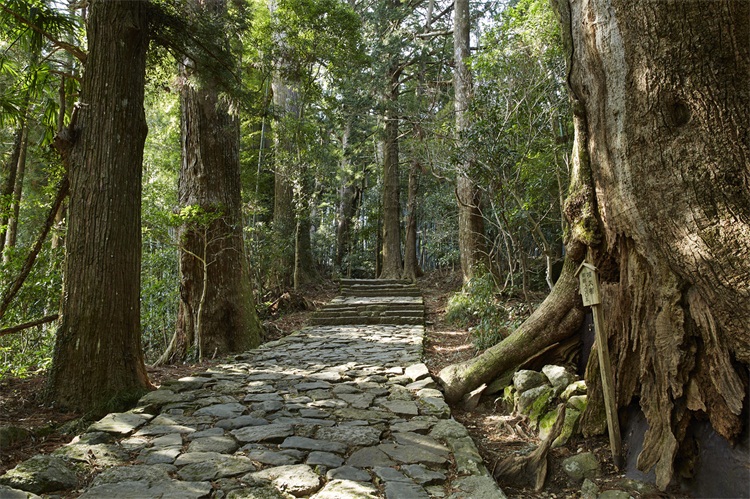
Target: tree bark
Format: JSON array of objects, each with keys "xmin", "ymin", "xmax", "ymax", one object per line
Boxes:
[
  {"xmin": 402, "ymin": 159, "xmax": 423, "ymax": 281},
  {"xmin": 0, "ymin": 128, "xmax": 22, "ymax": 257},
  {"xmin": 555, "ymin": 0, "xmax": 750, "ymax": 489},
  {"xmin": 47, "ymin": 0, "xmax": 152, "ymax": 413},
  {"xmin": 379, "ymin": 63, "xmax": 403, "ymax": 279},
  {"xmin": 454, "ymin": 0, "xmax": 486, "ymax": 283},
  {"xmin": 166, "ymin": 0, "xmax": 262, "ymax": 363},
  {"xmin": 2, "ymin": 123, "xmax": 29, "ymax": 263}
]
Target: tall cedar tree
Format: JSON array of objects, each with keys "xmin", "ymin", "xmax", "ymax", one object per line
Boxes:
[{"xmin": 47, "ymin": 0, "xmax": 152, "ymax": 412}]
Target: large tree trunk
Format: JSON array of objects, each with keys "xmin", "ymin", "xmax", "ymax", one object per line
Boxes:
[
  {"xmin": 163, "ymin": 0, "xmax": 262, "ymax": 364},
  {"xmin": 379, "ymin": 64, "xmax": 402, "ymax": 279},
  {"xmin": 454, "ymin": 0, "xmax": 486, "ymax": 283},
  {"xmin": 47, "ymin": 0, "xmax": 152, "ymax": 412},
  {"xmin": 555, "ymin": 0, "xmax": 750, "ymax": 490}
]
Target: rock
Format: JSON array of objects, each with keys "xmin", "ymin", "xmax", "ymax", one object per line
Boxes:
[
  {"xmin": 429, "ymin": 419, "xmax": 469, "ymax": 440},
  {"xmin": 448, "ymin": 436, "xmax": 487, "ymax": 476},
  {"xmin": 89, "ymin": 464, "xmax": 175, "ymax": 486},
  {"xmin": 560, "ymin": 380, "xmax": 587, "ymax": 401},
  {"xmin": 325, "ymin": 466, "xmax": 372, "ymax": 482},
  {"xmin": 0, "ymin": 456, "xmax": 78, "ymax": 494},
  {"xmin": 79, "ymin": 479, "xmax": 212, "ymax": 499},
  {"xmin": 562, "ymin": 452, "xmax": 601, "ymax": 482},
  {"xmin": 279, "ymin": 436, "xmax": 347, "ymax": 454},
  {"xmin": 378, "ymin": 443, "xmax": 449, "ymax": 467},
  {"xmin": 416, "ymin": 397, "xmax": 451, "ymax": 418},
  {"xmin": 404, "ymin": 363, "xmax": 430, "ymax": 382},
  {"xmin": 310, "ymin": 479, "xmax": 378, "ymax": 498},
  {"xmin": 516, "ymin": 385, "xmax": 552, "ymax": 416},
  {"xmin": 0, "ymin": 427, "xmax": 33, "ymax": 448},
  {"xmin": 247, "ymin": 464, "xmax": 321, "ymax": 497},
  {"xmin": 393, "ymin": 432, "xmax": 449, "ymax": 457},
  {"xmin": 567, "ymin": 394, "xmax": 588, "ymax": 412},
  {"xmin": 217, "ymin": 416, "xmax": 269, "ymax": 430},
  {"xmin": 0, "ymin": 484, "xmax": 41, "ymax": 499},
  {"xmin": 314, "ymin": 425, "xmax": 382, "ymax": 447},
  {"xmin": 462, "ymin": 383, "xmax": 486, "ymax": 411},
  {"xmin": 54, "ymin": 442, "xmax": 130, "ymax": 466},
  {"xmin": 136, "ymin": 446, "xmax": 182, "ymax": 465},
  {"xmin": 346, "ymin": 446, "xmax": 396, "ymax": 468},
  {"xmin": 447, "ymin": 475, "xmax": 507, "ymax": 499},
  {"xmin": 384, "ymin": 480, "xmax": 429, "ymax": 499},
  {"xmin": 599, "ymin": 490, "xmax": 634, "ymax": 499},
  {"xmin": 379, "ymin": 400, "xmax": 418, "ymax": 416},
  {"xmin": 513, "ymin": 369, "xmax": 548, "ymax": 392},
  {"xmin": 87, "ymin": 412, "xmax": 151, "ymax": 435},
  {"xmin": 176, "ymin": 454, "xmax": 256, "ymax": 481},
  {"xmin": 306, "ymin": 451, "xmax": 345, "ymax": 468},
  {"xmin": 187, "ymin": 435, "xmax": 239, "ymax": 454},
  {"xmin": 542, "ymin": 365, "xmax": 577, "ymax": 394},
  {"xmin": 194, "ymin": 402, "xmax": 247, "ymax": 419},
  {"xmin": 401, "ymin": 464, "xmax": 446, "ymax": 485},
  {"xmin": 538, "ymin": 407, "xmax": 580, "ymax": 448},
  {"xmin": 231, "ymin": 424, "xmax": 293, "ymax": 443},
  {"xmin": 580, "ymin": 478, "xmax": 599, "ymax": 499},
  {"xmin": 227, "ymin": 484, "xmax": 294, "ymax": 499}
]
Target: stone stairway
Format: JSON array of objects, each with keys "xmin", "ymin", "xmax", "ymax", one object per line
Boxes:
[
  {"xmin": 310, "ymin": 280, "xmax": 424, "ymax": 327},
  {"xmin": 0, "ymin": 280, "xmax": 505, "ymax": 499}
]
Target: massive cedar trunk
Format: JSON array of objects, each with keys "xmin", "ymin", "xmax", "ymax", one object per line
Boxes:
[
  {"xmin": 379, "ymin": 64, "xmax": 402, "ymax": 279},
  {"xmin": 454, "ymin": 0, "xmax": 486, "ymax": 283},
  {"xmin": 556, "ymin": 0, "xmax": 750, "ymax": 489},
  {"xmin": 47, "ymin": 0, "xmax": 152, "ymax": 412},
  {"xmin": 167, "ymin": 0, "xmax": 262, "ymax": 363},
  {"xmin": 335, "ymin": 123, "xmax": 362, "ymax": 274}
]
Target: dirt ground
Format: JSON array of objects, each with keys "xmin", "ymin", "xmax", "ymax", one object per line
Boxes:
[{"xmin": 1, "ymin": 272, "xmax": 681, "ymax": 497}]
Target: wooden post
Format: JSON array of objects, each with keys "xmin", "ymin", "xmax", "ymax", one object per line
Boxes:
[{"xmin": 576, "ymin": 249, "xmax": 623, "ymax": 469}]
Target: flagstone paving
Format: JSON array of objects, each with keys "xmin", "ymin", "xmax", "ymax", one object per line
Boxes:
[{"xmin": 0, "ymin": 281, "xmax": 506, "ymax": 498}]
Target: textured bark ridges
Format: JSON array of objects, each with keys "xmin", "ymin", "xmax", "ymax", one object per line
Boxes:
[
  {"xmin": 564, "ymin": 0, "xmax": 750, "ymax": 489},
  {"xmin": 47, "ymin": 0, "xmax": 152, "ymax": 411}
]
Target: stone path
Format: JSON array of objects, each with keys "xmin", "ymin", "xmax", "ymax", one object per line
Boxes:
[{"xmin": 0, "ymin": 280, "xmax": 506, "ymax": 498}]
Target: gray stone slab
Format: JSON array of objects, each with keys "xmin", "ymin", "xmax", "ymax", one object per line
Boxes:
[
  {"xmin": 193, "ymin": 402, "xmax": 247, "ymax": 418},
  {"xmin": 0, "ymin": 456, "xmax": 78, "ymax": 494},
  {"xmin": 379, "ymin": 400, "xmax": 419, "ymax": 416},
  {"xmin": 243, "ymin": 448, "xmax": 299, "ymax": 466},
  {"xmin": 309, "ymin": 479, "xmax": 378, "ymax": 499},
  {"xmin": 306, "ymin": 451, "xmax": 345, "ymax": 468},
  {"xmin": 90, "ymin": 464, "xmax": 175, "ymax": 487},
  {"xmin": 87, "ymin": 413, "xmax": 152, "ymax": 435},
  {"xmin": 378, "ymin": 443, "xmax": 449, "ymax": 467},
  {"xmin": 177, "ymin": 454, "xmax": 256, "ymax": 481},
  {"xmin": 325, "ymin": 466, "xmax": 372, "ymax": 482},
  {"xmin": 136, "ymin": 446, "xmax": 182, "ymax": 465},
  {"xmin": 279, "ymin": 436, "xmax": 347, "ymax": 454},
  {"xmin": 79, "ymin": 479, "xmax": 212, "ymax": 499},
  {"xmin": 372, "ymin": 466, "xmax": 410, "ymax": 482},
  {"xmin": 247, "ymin": 464, "xmax": 321, "ymax": 497},
  {"xmin": 216, "ymin": 416, "xmax": 269, "ymax": 430},
  {"xmin": 231, "ymin": 424, "xmax": 294, "ymax": 443},
  {"xmin": 0, "ymin": 484, "xmax": 41, "ymax": 499},
  {"xmin": 384, "ymin": 481, "xmax": 430, "ymax": 499},
  {"xmin": 448, "ymin": 475, "xmax": 507, "ymax": 499},
  {"xmin": 401, "ymin": 464, "xmax": 446, "ymax": 485},
  {"xmin": 393, "ymin": 432, "xmax": 449, "ymax": 457},
  {"xmin": 346, "ymin": 446, "xmax": 396, "ymax": 468},
  {"xmin": 313, "ymin": 426, "xmax": 382, "ymax": 447},
  {"xmin": 187, "ymin": 435, "xmax": 239, "ymax": 453}
]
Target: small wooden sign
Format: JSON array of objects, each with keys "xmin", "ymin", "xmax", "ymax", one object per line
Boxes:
[{"xmin": 576, "ymin": 262, "xmax": 601, "ymax": 306}]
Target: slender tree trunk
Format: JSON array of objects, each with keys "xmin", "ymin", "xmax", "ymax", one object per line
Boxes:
[
  {"xmin": 402, "ymin": 159, "xmax": 422, "ymax": 281},
  {"xmin": 3, "ymin": 124, "xmax": 29, "ymax": 263},
  {"xmin": 47, "ymin": 0, "xmax": 152, "ymax": 413},
  {"xmin": 0, "ymin": 129, "xmax": 22, "ymax": 257},
  {"xmin": 454, "ymin": 0, "xmax": 486, "ymax": 283},
  {"xmin": 379, "ymin": 64, "xmax": 403, "ymax": 279}
]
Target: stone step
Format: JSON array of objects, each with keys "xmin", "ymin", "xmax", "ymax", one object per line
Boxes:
[
  {"xmin": 339, "ymin": 278, "xmax": 413, "ymax": 286},
  {"xmin": 308, "ymin": 316, "xmax": 424, "ymax": 326},
  {"xmin": 313, "ymin": 309, "xmax": 425, "ymax": 319},
  {"xmin": 340, "ymin": 289, "xmax": 422, "ymax": 297},
  {"xmin": 317, "ymin": 304, "xmax": 424, "ymax": 312}
]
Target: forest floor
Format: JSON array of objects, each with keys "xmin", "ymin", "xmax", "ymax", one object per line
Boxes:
[{"xmin": 0, "ymin": 271, "xmax": 680, "ymax": 498}]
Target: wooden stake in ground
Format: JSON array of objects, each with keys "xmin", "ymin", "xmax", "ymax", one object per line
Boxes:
[{"xmin": 576, "ymin": 250, "xmax": 623, "ymax": 469}]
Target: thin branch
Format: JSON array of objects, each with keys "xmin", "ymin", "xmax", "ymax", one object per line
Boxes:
[{"xmin": 0, "ymin": 315, "xmax": 58, "ymax": 337}]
